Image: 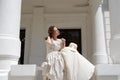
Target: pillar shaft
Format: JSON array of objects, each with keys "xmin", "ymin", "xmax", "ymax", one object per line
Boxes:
[
  {"xmin": 90, "ymin": 0, "xmax": 108, "ymax": 64},
  {"xmin": 0, "ymin": 0, "xmax": 22, "ymax": 80}
]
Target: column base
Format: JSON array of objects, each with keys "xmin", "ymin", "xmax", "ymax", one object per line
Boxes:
[
  {"xmin": 92, "ymin": 53, "xmax": 108, "ymax": 64},
  {"xmin": 110, "ymin": 38, "xmax": 120, "ymax": 64},
  {"xmin": 0, "ymin": 70, "xmax": 9, "ymax": 80},
  {"xmin": 0, "ymin": 59, "xmax": 18, "ymax": 80},
  {"xmin": 95, "ymin": 64, "xmax": 120, "ymax": 80},
  {"xmin": 0, "ymin": 59, "xmax": 18, "ymax": 70}
]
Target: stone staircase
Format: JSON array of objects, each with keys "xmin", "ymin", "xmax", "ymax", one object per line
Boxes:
[{"xmin": 8, "ymin": 64, "xmax": 120, "ymax": 80}]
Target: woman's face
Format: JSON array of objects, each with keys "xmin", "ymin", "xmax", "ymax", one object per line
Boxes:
[{"xmin": 53, "ymin": 27, "xmax": 60, "ymax": 37}]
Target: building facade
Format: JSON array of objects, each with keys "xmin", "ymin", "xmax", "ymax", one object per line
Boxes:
[{"xmin": 0, "ymin": 0, "xmax": 120, "ymax": 80}]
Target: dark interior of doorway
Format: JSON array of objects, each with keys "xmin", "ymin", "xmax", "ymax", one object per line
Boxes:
[
  {"xmin": 58, "ymin": 29, "xmax": 82, "ymax": 54},
  {"xmin": 19, "ymin": 29, "xmax": 25, "ymax": 64}
]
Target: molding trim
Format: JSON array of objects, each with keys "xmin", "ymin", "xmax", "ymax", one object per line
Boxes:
[{"xmin": 89, "ymin": 0, "xmax": 103, "ymax": 7}]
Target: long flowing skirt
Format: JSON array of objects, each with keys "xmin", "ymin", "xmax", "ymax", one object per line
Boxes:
[
  {"xmin": 61, "ymin": 47, "xmax": 95, "ymax": 80},
  {"xmin": 41, "ymin": 51, "xmax": 64, "ymax": 80}
]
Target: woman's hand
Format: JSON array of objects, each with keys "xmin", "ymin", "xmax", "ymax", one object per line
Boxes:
[{"xmin": 61, "ymin": 38, "xmax": 66, "ymax": 47}]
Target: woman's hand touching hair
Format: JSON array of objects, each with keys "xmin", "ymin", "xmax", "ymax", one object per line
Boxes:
[{"xmin": 61, "ymin": 38, "xmax": 66, "ymax": 48}]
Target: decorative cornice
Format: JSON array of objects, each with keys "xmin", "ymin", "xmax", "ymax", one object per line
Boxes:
[{"xmin": 89, "ymin": 0, "xmax": 103, "ymax": 7}]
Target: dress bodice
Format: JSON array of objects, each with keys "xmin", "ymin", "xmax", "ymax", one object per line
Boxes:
[{"xmin": 46, "ymin": 38, "xmax": 63, "ymax": 54}]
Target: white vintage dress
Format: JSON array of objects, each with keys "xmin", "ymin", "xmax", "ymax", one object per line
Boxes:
[
  {"xmin": 41, "ymin": 38, "xmax": 64, "ymax": 80},
  {"xmin": 41, "ymin": 40, "xmax": 95, "ymax": 80},
  {"xmin": 61, "ymin": 43, "xmax": 95, "ymax": 80}
]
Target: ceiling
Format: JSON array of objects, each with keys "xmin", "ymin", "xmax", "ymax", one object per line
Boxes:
[{"xmin": 21, "ymin": 0, "xmax": 89, "ymax": 14}]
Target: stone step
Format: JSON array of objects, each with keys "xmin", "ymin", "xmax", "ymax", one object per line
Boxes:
[{"xmin": 9, "ymin": 64, "xmax": 37, "ymax": 80}]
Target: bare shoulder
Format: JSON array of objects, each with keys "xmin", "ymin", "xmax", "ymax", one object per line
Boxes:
[{"xmin": 45, "ymin": 36, "xmax": 52, "ymax": 45}]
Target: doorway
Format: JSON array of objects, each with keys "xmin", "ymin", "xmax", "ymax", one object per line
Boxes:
[
  {"xmin": 58, "ymin": 29, "xmax": 82, "ymax": 54},
  {"xmin": 19, "ymin": 29, "xmax": 26, "ymax": 64}
]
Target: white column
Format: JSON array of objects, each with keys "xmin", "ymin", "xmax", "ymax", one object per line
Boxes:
[
  {"xmin": 29, "ymin": 7, "xmax": 46, "ymax": 66},
  {"xmin": 90, "ymin": 0, "xmax": 108, "ymax": 64},
  {"xmin": 0, "ymin": 0, "xmax": 22, "ymax": 80}
]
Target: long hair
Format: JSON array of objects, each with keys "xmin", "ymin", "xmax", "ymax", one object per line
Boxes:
[{"xmin": 45, "ymin": 26, "xmax": 55, "ymax": 40}]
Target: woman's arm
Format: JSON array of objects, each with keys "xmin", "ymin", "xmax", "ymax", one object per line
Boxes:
[
  {"xmin": 45, "ymin": 36, "xmax": 52, "ymax": 45},
  {"xmin": 61, "ymin": 38, "xmax": 66, "ymax": 48}
]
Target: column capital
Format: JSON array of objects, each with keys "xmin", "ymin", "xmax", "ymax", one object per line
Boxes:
[{"xmin": 89, "ymin": 0, "xmax": 103, "ymax": 7}]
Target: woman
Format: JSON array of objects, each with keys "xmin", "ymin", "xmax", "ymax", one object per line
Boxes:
[
  {"xmin": 41, "ymin": 26, "xmax": 95, "ymax": 80},
  {"xmin": 45, "ymin": 26, "xmax": 66, "ymax": 54},
  {"xmin": 41, "ymin": 26, "xmax": 66, "ymax": 80}
]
